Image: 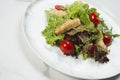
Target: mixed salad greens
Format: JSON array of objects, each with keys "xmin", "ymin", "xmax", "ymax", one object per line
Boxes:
[{"xmin": 42, "ymin": 1, "xmax": 120, "ymax": 63}]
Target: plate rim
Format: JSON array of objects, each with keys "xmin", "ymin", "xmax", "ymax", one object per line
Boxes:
[{"xmin": 22, "ymin": 0, "xmax": 120, "ymax": 79}]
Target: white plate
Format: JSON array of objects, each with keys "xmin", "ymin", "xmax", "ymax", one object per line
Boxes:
[{"xmin": 23, "ymin": 0, "xmax": 120, "ymax": 79}]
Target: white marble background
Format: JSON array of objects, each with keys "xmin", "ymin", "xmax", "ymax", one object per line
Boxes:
[{"xmin": 0, "ymin": 0, "xmax": 120, "ymax": 80}]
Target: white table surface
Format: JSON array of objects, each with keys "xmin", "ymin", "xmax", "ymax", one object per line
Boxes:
[{"xmin": 0, "ymin": 0, "xmax": 120, "ymax": 80}]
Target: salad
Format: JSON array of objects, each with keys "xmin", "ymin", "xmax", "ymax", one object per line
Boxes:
[{"xmin": 42, "ymin": 1, "xmax": 120, "ymax": 63}]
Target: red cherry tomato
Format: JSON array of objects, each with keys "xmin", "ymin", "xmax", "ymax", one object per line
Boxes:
[
  {"xmin": 59, "ymin": 40, "xmax": 74, "ymax": 55},
  {"xmin": 88, "ymin": 43, "xmax": 95, "ymax": 54},
  {"xmin": 55, "ymin": 5, "xmax": 63, "ymax": 10},
  {"xmin": 103, "ymin": 34, "xmax": 112, "ymax": 46},
  {"xmin": 89, "ymin": 12, "xmax": 99, "ymax": 26}
]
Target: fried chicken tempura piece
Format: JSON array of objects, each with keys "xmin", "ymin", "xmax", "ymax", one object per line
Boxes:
[
  {"xmin": 96, "ymin": 37, "xmax": 108, "ymax": 53},
  {"xmin": 50, "ymin": 9, "xmax": 67, "ymax": 17},
  {"xmin": 55, "ymin": 18, "xmax": 81, "ymax": 34}
]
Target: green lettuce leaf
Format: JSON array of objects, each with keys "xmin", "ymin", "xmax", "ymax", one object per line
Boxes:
[
  {"xmin": 66, "ymin": 1, "xmax": 94, "ymax": 29},
  {"xmin": 42, "ymin": 11, "xmax": 65, "ymax": 45}
]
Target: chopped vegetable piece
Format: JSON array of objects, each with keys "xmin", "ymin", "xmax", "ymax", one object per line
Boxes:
[
  {"xmin": 88, "ymin": 43, "xmax": 95, "ymax": 54},
  {"xmin": 59, "ymin": 39, "xmax": 74, "ymax": 55},
  {"xmin": 55, "ymin": 5, "xmax": 64, "ymax": 10},
  {"xmin": 89, "ymin": 12, "xmax": 99, "ymax": 26},
  {"xmin": 103, "ymin": 34, "xmax": 112, "ymax": 46}
]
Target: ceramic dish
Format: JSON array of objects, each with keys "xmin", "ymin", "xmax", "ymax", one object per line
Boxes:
[{"xmin": 23, "ymin": 0, "xmax": 120, "ymax": 79}]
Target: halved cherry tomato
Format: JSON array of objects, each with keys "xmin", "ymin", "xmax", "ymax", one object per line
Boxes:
[
  {"xmin": 103, "ymin": 34, "xmax": 112, "ymax": 46},
  {"xmin": 59, "ymin": 40, "xmax": 74, "ymax": 55},
  {"xmin": 55, "ymin": 5, "xmax": 63, "ymax": 10},
  {"xmin": 89, "ymin": 12, "xmax": 99, "ymax": 26},
  {"xmin": 88, "ymin": 43, "xmax": 95, "ymax": 54}
]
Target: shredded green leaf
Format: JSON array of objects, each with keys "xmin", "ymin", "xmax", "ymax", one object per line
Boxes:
[
  {"xmin": 66, "ymin": 1, "xmax": 94, "ymax": 29},
  {"xmin": 80, "ymin": 51, "xmax": 88, "ymax": 60},
  {"xmin": 42, "ymin": 11, "xmax": 65, "ymax": 45},
  {"xmin": 111, "ymin": 34, "xmax": 120, "ymax": 38}
]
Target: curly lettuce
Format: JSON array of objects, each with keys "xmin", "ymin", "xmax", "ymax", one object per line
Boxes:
[
  {"xmin": 42, "ymin": 11, "xmax": 65, "ymax": 45},
  {"xmin": 66, "ymin": 1, "xmax": 94, "ymax": 29}
]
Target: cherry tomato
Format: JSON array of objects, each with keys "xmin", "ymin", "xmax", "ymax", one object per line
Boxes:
[
  {"xmin": 59, "ymin": 40, "xmax": 74, "ymax": 55},
  {"xmin": 88, "ymin": 43, "xmax": 95, "ymax": 54},
  {"xmin": 103, "ymin": 34, "xmax": 112, "ymax": 46},
  {"xmin": 89, "ymin": 12, "xmax": 99, "ymax": 26},
  {"xmin": 55, "ymin": 5, "xmax": 63, "ymax": 10}
]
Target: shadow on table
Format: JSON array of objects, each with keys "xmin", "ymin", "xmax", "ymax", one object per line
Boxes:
[{"xmin": 102, "ymin": 74, "xmax": 120, "ymax": 80}]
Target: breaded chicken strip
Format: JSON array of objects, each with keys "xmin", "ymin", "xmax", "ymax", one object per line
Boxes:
[
  {"xmin": 55, "ymin": 18, "xmax": 81, "ymax": 34},
  {"xmin": 96, "ymin": 37, "xmax": 108, "ymax": 53},
  {"xmin": 50, "ymin": 9, "xmax": 67, "ymax": 17}
]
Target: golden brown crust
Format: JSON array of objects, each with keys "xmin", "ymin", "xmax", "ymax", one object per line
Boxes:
[
  {"xmin": 50, "ymin": 9, "xmax": 67, "ymax": 17},
  {"xmin": 55, "ymin": 18, "xmax": 81, "ymax": 34},
  {"xmin": 96, "ymin": 38, "xmax": 108, "ymax": 53}
]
